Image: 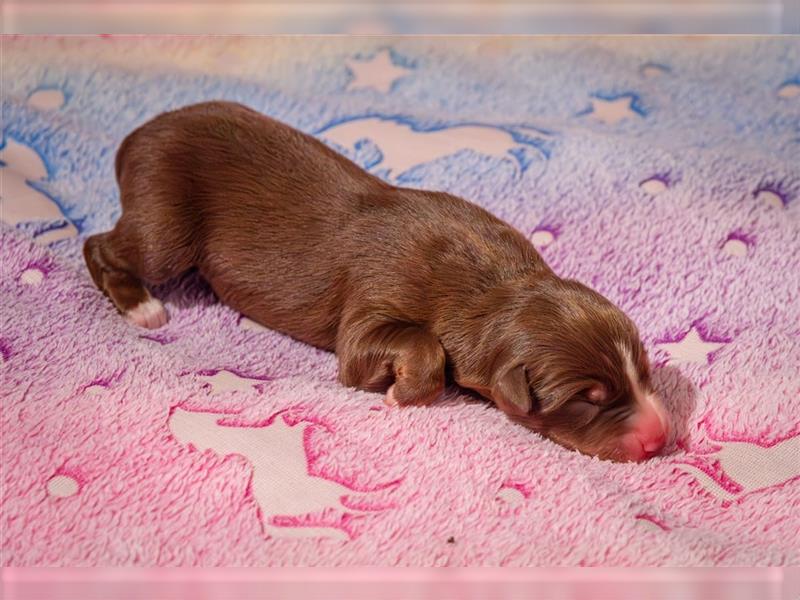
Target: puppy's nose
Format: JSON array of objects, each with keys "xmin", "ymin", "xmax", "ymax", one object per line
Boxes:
[
  {"xmin": 620, "ymin": 429, "xmax": 667, "ymax": 462},
  {"xmin": 631, "ymin": 419, "xmax": 669, "ymax": 460},
  {"xmin": 621, "ymin": 415, "xmax": 670, "ymax": 461},
  {"xmin": 627, "ymin": 394, "xmax": 671, "ymax": 460},
  {"xmin": 641, "ymin": 431, "xmax": 667, "ymax": 455}
]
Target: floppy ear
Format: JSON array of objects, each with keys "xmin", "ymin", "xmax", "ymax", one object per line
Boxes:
[{"xmin": 491, "ymin": 364, "xmax": 532, "ymax": 416}]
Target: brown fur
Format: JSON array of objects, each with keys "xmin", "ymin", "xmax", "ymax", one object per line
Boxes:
[{"xmin": 84, "ymin": 101, "xmax": 658, "ymax": 461}]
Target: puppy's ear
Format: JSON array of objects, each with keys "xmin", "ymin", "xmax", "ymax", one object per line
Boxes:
[{"xmin": 491, "ymin": 364, "xmax": 532, "ymax": 416}]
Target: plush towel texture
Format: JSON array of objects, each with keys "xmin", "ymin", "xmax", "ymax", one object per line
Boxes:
[{"xmin": 1, "ymin": 36, "xmax": 799, "ymax": 566}]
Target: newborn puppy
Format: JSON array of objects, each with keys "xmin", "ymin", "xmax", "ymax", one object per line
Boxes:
[{"xmin": 84, "ymin": 101, "xmax": 670, "ymax": 462}]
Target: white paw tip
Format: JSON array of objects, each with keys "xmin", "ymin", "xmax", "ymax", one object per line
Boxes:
[
  {"xmin": 384, "ymin": 385, "xmax": 398, "ymax": 407},
  {"xmin": 125, "ymin": 297, "xmax": 168, "ymax": 329}
]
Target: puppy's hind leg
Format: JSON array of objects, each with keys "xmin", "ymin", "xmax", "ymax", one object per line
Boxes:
[{"xmin": 83, "ymin": 231, "xmax": 168, "ymax": 329}]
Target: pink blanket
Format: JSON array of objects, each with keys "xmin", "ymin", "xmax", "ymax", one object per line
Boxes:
[{"xmin": 2, "ymin": 36, "xmax": 799, "ymax": 566}]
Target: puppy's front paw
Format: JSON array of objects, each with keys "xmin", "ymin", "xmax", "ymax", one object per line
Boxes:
[{"xmin": 125, "ymin": 296, "xmax": 168, "ymax": 329}]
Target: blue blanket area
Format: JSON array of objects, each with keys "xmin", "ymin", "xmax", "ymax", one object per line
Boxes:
[{"xmin": 2, "ymin": 38, "xmax": 798, "ymax": 242}]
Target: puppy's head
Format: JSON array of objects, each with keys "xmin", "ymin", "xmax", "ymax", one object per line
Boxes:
[{"xmin": 488, "ymin": 277, "xmax": 670, "ymax": 462}]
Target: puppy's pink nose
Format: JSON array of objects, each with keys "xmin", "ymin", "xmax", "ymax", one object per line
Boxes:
[
  {"xmin": 640, "ymin": 431, "xmax": 667, "ymax": 455},
  {"xmin": 630, "ymin": 417, "xmax": 669, "ymax": 459},
  {"xmin": 622, "ymin": 398, "xmax": 671, "ymax": 461},
  {"xmin": 621, "ymin": 429, "xmax": 667, "ymax": 462}
]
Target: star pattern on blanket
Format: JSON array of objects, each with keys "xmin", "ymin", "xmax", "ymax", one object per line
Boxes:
[
  {"xmin": 658, "ymin": 327, "xmax": 726, "ymax": 365},
  {"xmin": 196, "ymin": 369, "xmax": 269, "ymax": 393},
  {"xmin": 587, "ymin": 95, "xmax": 642, "ymax": 125},
  {"xmin": 345, "ymin": 49, "xmax": 412, "ymax": 93}
]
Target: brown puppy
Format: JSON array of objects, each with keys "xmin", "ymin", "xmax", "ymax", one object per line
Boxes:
[{"xmin": 84, "ymin": 101, "xmax": 670, "ymax": 462}]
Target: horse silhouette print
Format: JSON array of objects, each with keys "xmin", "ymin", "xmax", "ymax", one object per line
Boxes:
[
  {"xmin": 316, "ymin": 115, "xmax": 552, "ymax": 181},
  {"xmin": 676, "ymin": 433, "xmax": 800, "ymax": 504},
  {"xmin": 0, "ymin": 137, "xmax": 77, "ymax": 244},
  {"xmin": 169, "ymin": 407, "xmax": 397, "ymax": 540}
]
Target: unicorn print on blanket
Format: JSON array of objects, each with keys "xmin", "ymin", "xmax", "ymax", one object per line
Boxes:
[
  {"xmin": 677, "ymin": 434, "xmax": 800, "ymax": 503},
  {"xmin": 169, "ymin": 407, "xmax": 395, "ymax": 540},
  {"xmin": 316, "ymin": 115, "xmax": 552, "ymax": 181}
]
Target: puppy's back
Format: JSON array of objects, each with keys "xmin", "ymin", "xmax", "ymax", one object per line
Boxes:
[
  {"xmin": 109, "ymin": 101, "xmax": 544, "ymax": 350},
  {"xmin": 116, "ymin": 101, "xmax": 387, "ymax": 210},
  {"xmin": 112, "ymin": 101, "xmax": 397, "ymax": 347}
]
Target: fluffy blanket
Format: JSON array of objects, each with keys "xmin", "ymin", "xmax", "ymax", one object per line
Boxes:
[{"xmin": 2, "ymin": 36, "xmax": 799, "ymax": 566}]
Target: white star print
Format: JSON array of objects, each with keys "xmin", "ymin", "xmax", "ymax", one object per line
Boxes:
[
  {"xmin": 587, "ymin": 96, "xmax": 641, "ymax": 125},
  {"xmin": 197, "ymin": 369, "xmax": 265, "ymax": 393},
  {"xmin": 658, "ymin": 327, "xmax": 726, "ymax": 365},
  {"xmin": 345, "ymin": 49, "xmax": 412, "ymax": 93}
]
